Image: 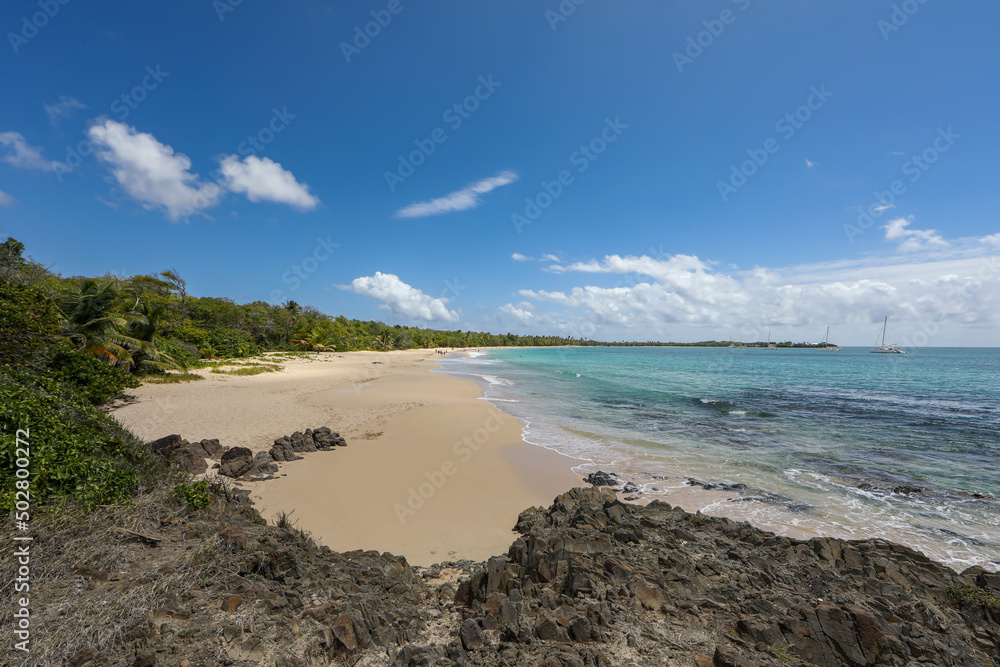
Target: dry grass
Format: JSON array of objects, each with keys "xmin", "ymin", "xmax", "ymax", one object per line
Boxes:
[
  {"xmin": 210, "ymin": 364, "xmax": 283, "ymax": 376},
  {"xmin": 0, "ymin": 486, "xmax": 252, "ymax": 666},
  {"xmin": 141, "ymin": 372, "xmax": 205, "ymax": 384}
]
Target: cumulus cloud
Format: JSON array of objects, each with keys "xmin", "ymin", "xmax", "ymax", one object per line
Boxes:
[
  {"xmin": 218, "ymin": 155, "xmax": 319, "ymax": 210},
  {"xmin": 0, "ymin": 132, "xmax": 61, "ymax": 171},
  {"xmin": 498, "ymin": 302, "xmax": 536, "ymax": 326},
  {"xmin": 511, "ymin": 253, "xmax": 532, "ymax": 262},
  {"xmin": 883, "ymin": 217, "xmax": 949, "ymax": 252},
  {"xmin": 0, "ymin": 189, "xmax": 15, "ymax": 206},
  {"xmin": 341, "ymin": 272, "xmax": 459, "ymax": 323},
  {"xmin": 512, "ymin": 249, "xmax": 1000, "ymax": 345},
  {"xmin": 981, "ymin": 233, "xmax": 1000, "ymax": 248},
  {"xmin": 44, "ymin": 96, "xmax": 87, "ymax": 127},
  {"xmin": 87, "ymin": 120, "xmax": 319, "ymax": 220},
  {"xmin": 88, "ymin": 120, "xmax": 222, "ymax": 221},
  {"xmin": 395, "ymin": 170, "xmax": 518, "ymax": 218}
]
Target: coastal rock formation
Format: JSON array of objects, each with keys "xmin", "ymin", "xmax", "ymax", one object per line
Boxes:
[
  {"xmin": 443, "ymin": 486, "xmax": 999, "ymax": 666},
  {"xmin": 149, "ymin": 434, "xmax": 222, "ymax": 474},
  {"xmin": 584, "ymin": 471, "xmax": 619, "ymax": 487},
  {"xmin": 11, "ymin": 486, "xmax": 997, "ymax": 665},
  {"xmin": 149, "ymin": 427, "xmax": 347, "ymax": 480},
  {"xmin": 218, "ymin": 446, "xmax": 255, "ymax": 478}
]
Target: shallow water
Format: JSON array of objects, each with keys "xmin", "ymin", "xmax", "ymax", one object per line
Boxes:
[{"xmin": 441, "ymin": 346, "xmax": 1000, "ymax": 571}]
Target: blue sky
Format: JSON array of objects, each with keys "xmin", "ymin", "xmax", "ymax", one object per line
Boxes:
[{"xmin": 2, "ymin": 1, "xmax": 998, "ymax": 345}]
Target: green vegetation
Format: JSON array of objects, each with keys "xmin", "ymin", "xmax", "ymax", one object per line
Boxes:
[
  {"xmin": 141, "ymin": 373, "xmax": 205, "ymax": 384},
  {"xmin": 947, "ymin": 584, "xmax": 1000, "ymax": 611},
  {"xmin": 210, "ymin": 365, "xmax": 282, "ymax": 376},
  {"xmin": 172, "ymin": 481, "xmax": 212, "ymax": 510}
]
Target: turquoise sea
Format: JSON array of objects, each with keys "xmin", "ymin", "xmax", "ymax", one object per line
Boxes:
[{"xmin": 441, "ymin": 346, "xmax": 1000, "ymax": 571}]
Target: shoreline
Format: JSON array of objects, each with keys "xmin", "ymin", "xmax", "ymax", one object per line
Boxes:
[{"xmin": 114, "ymin": 348, "xmax": 582, "ymax": 566}]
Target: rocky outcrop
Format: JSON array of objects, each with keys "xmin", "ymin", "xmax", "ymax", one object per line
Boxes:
[
  {"xmin": 149, "ymin": 434, "xmax": 223, "ymax": 474},
  {"xmin": 442, "ymin": 486, "xmax": 1000, "ymax": 666},
  {"xmin": 218, "ymin": 446, "xmax": 255, "ymax": 478},
  {"xmin": 14, "ymin": 485, "xmax": 999, "ymax": 666},
  {"xmin": 149, "ymin": 427, "xmax": 347, "ymax": 480}
]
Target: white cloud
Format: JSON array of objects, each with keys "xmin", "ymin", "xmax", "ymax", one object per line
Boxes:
[
  {"xmin": 872, "ymin": 203, "xmax": 895, "ymax": 213},
  {"xmin": 805, "ymin": 159, "xmax": 817, "ymax": 168},
  {"xmin": 395, "ymin": 170, "xmax": 518, "ymax": 218},
  {"xmin": 0, "ymin": 132, "xmax": 60, "ymax": 171},
  {"xmin": 511, "ymin": 253, "xmax": 532, "ymax": 262},
  {"xmin": 498, "ymin": 303, "xmax": 536, "ymax": 326},
  {"xmin": 512, "ymin": 248, "xmax": 1000, "ymax": 346},
  {"xmin": 883, "ymin": 217, "xmax": 949, "ymax": 252},
  {"xmin": 341, "ymin": 272, "xmax": 459, "ymax": 323},
  {"xmin": 88, "ymin": 120, "xmax": 318, "ymax": 220},
  {"xmin": 88, "ymin": 120, "xmax": 222, "ymax": 221},
  {"xmin": 541, "ymin": 253, "xmax": 560, "ymax": 262},
  {"xmin": 981, "ymin": 233, "xmax": 1000, "ymax": 248},
  {"xmin": 219, "ymin": 155, "xmax": 319, "ymax": 210},
  {"xmin": 44, "ymin": 96, "xmax": 87, "ymax": 127},
  {"xmin": 0, "ymin": 189, "xmax": 15, "ymax": 206}
]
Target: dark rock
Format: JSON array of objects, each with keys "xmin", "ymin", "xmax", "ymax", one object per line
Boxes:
[
  {"xmin": 622, "ymin": 482, "xmax": 639, "ymax": 494},
  {"xmin": 197, "ymin": 438, "xmax": 223, "ymax": 459},
  {"xmin": 583, "ymin": 471, "xmax": 618, "ymax": 487},
  {"xmin": 270, "ymin": 438, "xmax": 303, "ymax": 462},
  {"xmin": 460, "ymin": 618, "xmax": 484, "ymax": 650},
  {"xmin": 253, "ymin": 450, "xmax": 279, "ymax": 474},
  {"xmin": 171, "ymin": 445, "xmax": 207, "ymax": 474},
  {"xmin": 149, "ymin": 434, "xmax": 186, "ymax": 456},
  {"xmin": 219, "ymin": 446, "xmax": 254, "ymax": 478}
]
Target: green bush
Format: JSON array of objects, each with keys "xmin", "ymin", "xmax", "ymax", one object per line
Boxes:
[
  {"xmin": 49, "ymin": 346, "xmax": 139, "ymax": 404},
  {"xmin": 153, "ymin": 336, "xmax": 199, "ymax": 368},
  {"xmin": 172, "ymin": 481, "xmax": 212, "ymax": 510},
  {"xmin": 206, "ymin": 328, "xmax": 260, "ymax": 358},
  {"xmin": 947, "ymin": 585, "xmax": 1000, "ymax": 610},
  {"xmin": 0, "ymin": 368, "xmax": 166, "ymax": 511}
]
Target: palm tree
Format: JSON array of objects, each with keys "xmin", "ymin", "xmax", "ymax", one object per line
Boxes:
[
  {"xmin": 290, "ymin": 326, "xmax": 335, "ymax": 352},
  {"xmin": 57, "ymin": 278, "xmax": 149, "ymax": 367},
  {"xmin": 128, "ymin": 302, "xmax": 186, "ymax": 372}
]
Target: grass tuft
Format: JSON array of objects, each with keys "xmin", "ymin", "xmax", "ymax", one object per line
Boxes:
[{"xmin": 142, "ymin": 372, "xmax": 204, "ymax": 384}]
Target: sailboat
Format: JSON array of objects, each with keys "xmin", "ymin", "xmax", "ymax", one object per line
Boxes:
[
  {"xmin": 820, "ymin": 326, "xmax": 841, "ymax": 351},
  {"xmin": 870, "ymin": 316, "xmax": 906, "ymax": 354},
  {"xmin": 765, "ymin": 329, "xmax": 778, "ymax": 350}
]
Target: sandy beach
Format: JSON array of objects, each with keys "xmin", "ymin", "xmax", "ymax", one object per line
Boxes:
[{"xmin": 114, "ymin": 350, "xmax": 582, "ymax": 566}]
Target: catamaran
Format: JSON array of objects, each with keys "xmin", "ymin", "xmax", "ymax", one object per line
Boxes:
[
  {"xmin": 870, "ymin": 316, "xmax": 906, "ymax": 354},
  {"xmin": 820, "ymin": 326, "xmax": 841, "ymax": 351}
]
